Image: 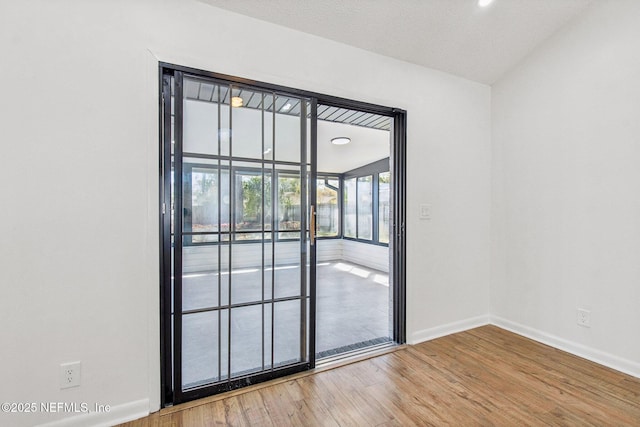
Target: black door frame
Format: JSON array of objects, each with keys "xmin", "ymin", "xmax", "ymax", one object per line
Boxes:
[{"xmin": 159, "ymin": 62, "xmax": 406, "ymax": 407}]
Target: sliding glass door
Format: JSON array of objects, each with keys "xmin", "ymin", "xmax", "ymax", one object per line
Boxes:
[
  {"xmin": 160, "ymin": 63, "xmax": 406, "ymax": 407},
  {"xmin": 161, "ymin": 69, "xmax": 313, "ymax": 403}
]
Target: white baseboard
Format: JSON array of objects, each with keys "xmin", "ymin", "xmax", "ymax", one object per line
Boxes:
[
  {"xmin": 490, "ymin": 315, "xmax": 640, "ymax": 379},
  {"xmin": 37, "ymin": 398, "xmax": 149, "ymax": 427},
  {"xmin": 35, "ymin": 317, "xmax": 638, "ymax": 427},
  {"xmin": 409, "ymin": 314, "xmax": 640, "ymax": 379},
  {"xmin": 409, "ymin": 315, "xmax": 489, "ymax": 344}
]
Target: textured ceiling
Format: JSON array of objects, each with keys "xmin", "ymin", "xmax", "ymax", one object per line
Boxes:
[{"xmin": 199, "ymin": 0, "xmax": 594, "ymax": 84}]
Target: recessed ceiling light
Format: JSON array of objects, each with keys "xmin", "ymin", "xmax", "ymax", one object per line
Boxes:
[
  {"xmin": 282, "ymin": 103, "xmax": 292, "ymax": 111},
  {"xmin": 231, "ymin": 96, "xmax": 243, "ymax": 108},
  {"xmin": 331, "ymin": 137, "xmax": 351, "ymax": 145},
  {"xmin": 478, "ymin": 0, "xmax": 494, "ymax": 7}
]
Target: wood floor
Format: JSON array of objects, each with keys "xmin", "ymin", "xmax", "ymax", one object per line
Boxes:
[{"xmin": 121, "ymin": 326, "xmax": 640, "ymax": 426}]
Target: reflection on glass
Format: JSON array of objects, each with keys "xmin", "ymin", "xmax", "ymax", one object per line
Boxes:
[
  {"xmin": 186, "ymin": 168, "xmax": 231, "ymax": 242},
  {"xmin": 274, "ymin": 241, "xmax": 302, "ymax": 299},
  {"xmin": 190, "ymin": 168, "xmax": 218, "ymax": 232},
  {"xmin": 263, "ymin": 94, "xmax": 274, "ymax": 161},
  {"xmin": 274, "ymin": 95, "xmax": 301, "ymax": 163},
  {"xmin": 379, "ymin": 172, "xmax": 390, "ymax": 244},
  {"xmin": 274, "ymin": 300, "xmax": 302, "ymax": 366},
  {"xmin": 263, "ymin": 303, "xmax": 273, "ymax": 370},
  {"xmin": 220, "ymin": 86, "xmax": 230, "ymax": 157},
  {"xmin": 230, "ymin": 305, "xmax": 263, "ymax": 377},
  {"xmin": 182, "ymin": 244, "xmax": 220, "ymax": 311},
  {"xmin": 182, "ymin": 311, "xmax": 225, "ymax": 388},
  {"xmin": 182, "ymin": 78, "xmax": 238, "ymax": 156},
  {"xmin": 231, "ymin": 87, "xmax": 264, "ymax": 160},
  {"xmin": 230, "ymin": 243, "xmax": 263, "ymax": 305}
]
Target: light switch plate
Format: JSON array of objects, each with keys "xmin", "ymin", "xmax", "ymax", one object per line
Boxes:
[{"xmin": 419, "ymin": 204, "xmax": 431, "ymax": 220}]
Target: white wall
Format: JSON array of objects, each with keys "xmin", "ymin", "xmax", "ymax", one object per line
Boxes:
[
  {"xmin": 341, "ymin": 240, "xmax": 390, "ymax": 273},
  {"xmin": 491, "ymin": 0, "xmax": 640, "ymax": 376},
  {"xmin": 0, "ymin": 0, "xmax": 491, "ymax": 425}
]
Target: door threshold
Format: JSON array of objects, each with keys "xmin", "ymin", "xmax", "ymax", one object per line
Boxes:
[
  {"xmin": 160, "ymin": 343, "xmax": 404, "ymax": 415},
  {"xmin": 315, "ymin": 341, "xmax": 404, "ymax": 372}
]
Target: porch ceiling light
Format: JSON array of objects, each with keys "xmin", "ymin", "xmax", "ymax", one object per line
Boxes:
[
  {"xmin": 331, "ymin": 137, "xmax": 350, "ymax": 145},
  {"xmin": 231, "ymin": 96, "xmax": 243, "ymax": 107}
]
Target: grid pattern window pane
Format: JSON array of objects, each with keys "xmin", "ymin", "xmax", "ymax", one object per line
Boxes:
[
  {"xmin": 344, "ymin": 178, "xmax": 357, "ymax": 238},
  {"xmin": 235, "ymin": 172, "xmax": 271, "ymax": 241},
  {"xmin": 172, "ymin": 75, "xmax": 309, "ymax": 396},
  {"xmin": 317, "ymin": 178, "xmax": 339, "ymax": 237},
  {"xmin": 278, "ymin": 175, "xmax": 301, "ymax": 239}
]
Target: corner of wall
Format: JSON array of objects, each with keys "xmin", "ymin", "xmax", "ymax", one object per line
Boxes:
[
  {"xmin": 409, "ymin": 315, "xmax": 490, "ymax": 345},
  {"xmin": 490, "ymin": 316, "xmax": 640, "ymax": 379}
]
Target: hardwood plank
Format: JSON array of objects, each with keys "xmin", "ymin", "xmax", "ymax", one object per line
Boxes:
[
  {"xmin": 459, "ymin": 328, "xmax": 640, "ymax": 424},
  {"xmin": 256, "ymin": 381, "xmax": 300, "ymax": 427},
  {"xmin": 390, "ymin": 348, "xmax": 516, "ymax": 426},
  {"xmin": 282, "ymin": 378, "xmax": 340, "ymax": 426},
  {"xmin": 237, "ymin": 391, "xmax": 275, "ymax": 427},
  {"xmin": 119, "ymin": 326, "xmax": 640, "ymax": 426},
  {"xmin": 470, "ymin": 326, "xmax": 640, "ymax": 402},
  {"xmin": 361, "ymin": 358, "xmax": 452, "ymax": 426},
  {"xmin": 317, "ymin": 367, "xmax": 397, "ymax": 425},
  {"xmin": 408, "ymin": 332, "xmax": 592, "ymax": 426},
  {"xmin": 200, "ymin": 401, "xmax": 230, "ymax": 426}
]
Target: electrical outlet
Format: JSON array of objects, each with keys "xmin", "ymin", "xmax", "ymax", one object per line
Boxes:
[
  {"xmin": 60, "ymin": 361, "xmax": 81, "ymax": 389},
  {"xmin": 577, "ymin": 308, "xmax": 591, "ymax": 328}
]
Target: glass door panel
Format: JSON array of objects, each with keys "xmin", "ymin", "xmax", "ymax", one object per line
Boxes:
[{"xmin": 166, "ymin": 72, "xmax": 312, "ymax": 403}]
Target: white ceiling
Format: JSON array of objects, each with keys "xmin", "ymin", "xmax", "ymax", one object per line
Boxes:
[
  {"xmin": 200, "ymin": 0, "xmax": 594, "ymax": 84},
  {"xmin": 317, "ymin": 121, "xmax": 390, "ymax": 174}
]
